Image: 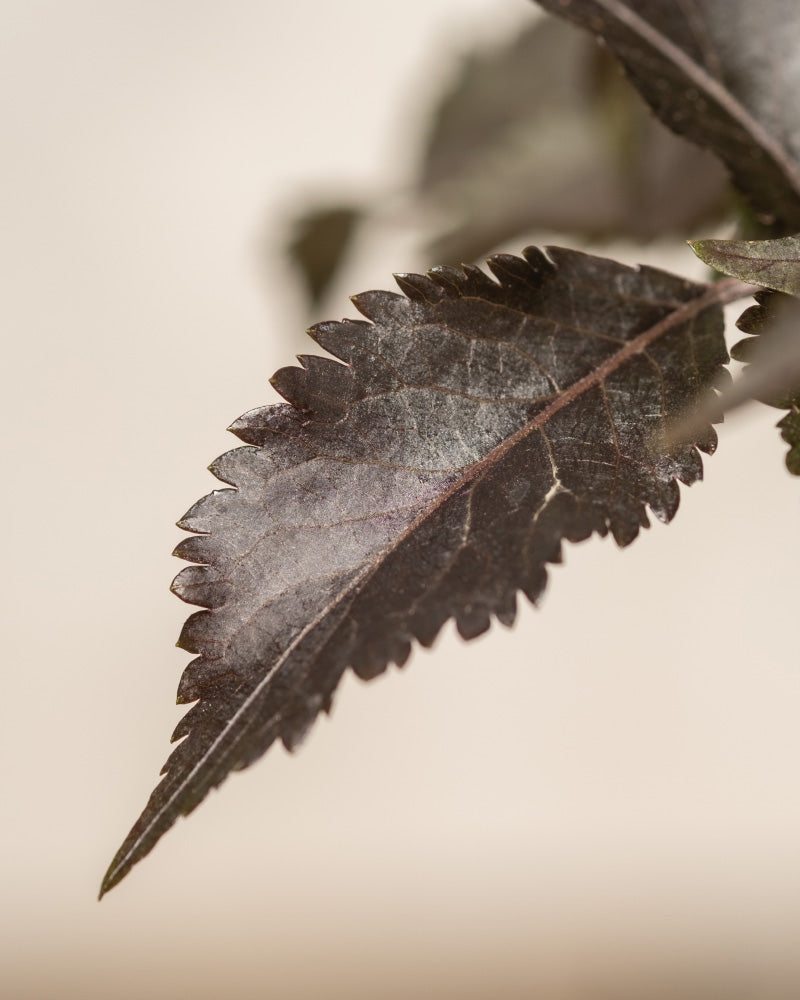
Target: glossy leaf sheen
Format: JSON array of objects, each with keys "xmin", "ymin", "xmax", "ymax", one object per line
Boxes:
[
  {"xmin": 101, "ymin": 247, "xmax": 727, "ymax": 895},
  {"xmin": 535, "ymin": 0, "xmax": 800, "ymax": 230}
]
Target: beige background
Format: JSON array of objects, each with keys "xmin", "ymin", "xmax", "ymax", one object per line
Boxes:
[{"xmin": 3, "ymin": 2, "xmax": 800, "ymax": 997}]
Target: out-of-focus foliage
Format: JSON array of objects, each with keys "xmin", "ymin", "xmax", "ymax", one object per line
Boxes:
[
  {"xmin": 287, "ymin": 205, "xmax": 362, "ymax": 307},
  {"xmin": 538, "ymin": 0, "xmax": 800, "ymax": 233},
  {"xmin": 284, "ymin": 14, "xmax": 730, "ymax": 309},
  {"xmin": 418, "ymin": 16, "xmax": 729, "ymax": 263}
]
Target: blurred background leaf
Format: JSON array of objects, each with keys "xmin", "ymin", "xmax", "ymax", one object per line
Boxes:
[
  {"xmin": 283, "ymin": 14, "xmax": 731, "ymax": 311},
  {"xmin": 418, "ymin": 16, "xmax": 730, "ymax": 261},
  {"xmin": 286, "ymin": 204, "xmax": 363, "ymax": 308}
]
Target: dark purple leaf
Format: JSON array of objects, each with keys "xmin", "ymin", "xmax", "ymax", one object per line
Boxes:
[{"xmin": 101, "ymin": 247, "xmax": 740, "ymax": 896}]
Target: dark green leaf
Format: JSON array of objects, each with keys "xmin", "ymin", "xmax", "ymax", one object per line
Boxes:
[
  {"xmin": 535, "ymin": 0, "xmax": 800, "ymax": 231},
  {"xmin": 102, "ymin": 247, "xmax": 735, "ymax": 896},
  {"xmin": 690, "ymin": 234, "xmax": 800, "ymax": 296}
]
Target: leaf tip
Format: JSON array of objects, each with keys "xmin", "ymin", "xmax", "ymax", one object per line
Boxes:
[
  {"xmin": 98, "ymin": 857, "xmax": 125, "ymax": 900},
  {"xmin": 688, "ymin": 238, "xmax": 712, "ymax": 263},
  {"xmin": 226, "ymin": 413, "xmax": 252, "ymax": 438}
]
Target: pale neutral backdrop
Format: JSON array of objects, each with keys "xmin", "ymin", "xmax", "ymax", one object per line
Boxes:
[{"xmin": 3, "ymin": 2, "xmax": 800, "ymax": 998}]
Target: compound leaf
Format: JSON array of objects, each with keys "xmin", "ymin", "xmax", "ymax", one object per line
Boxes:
[
  {"xmin": 535, "ymin": 0, "xmax": 800, "ymax": 231},
  {"xmin": 102, "ymin": 247, "xmax": 735, "ymax": 896}
]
